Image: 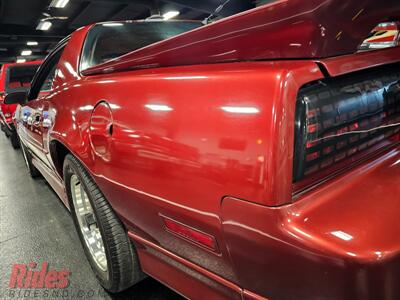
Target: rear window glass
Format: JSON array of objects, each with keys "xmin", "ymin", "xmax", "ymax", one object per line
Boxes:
[
  {"xmin": 6, "ymin": 65, "xmax": 40, "ymax": 93},
  {"xmin": 81, "ymin": 21, "xmax": 202, "ymax": 71}
]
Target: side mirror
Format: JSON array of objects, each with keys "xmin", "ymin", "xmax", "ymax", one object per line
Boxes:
[{"xmin": 3, "ymin": 91, "xmax": 27, "ymax": 105}]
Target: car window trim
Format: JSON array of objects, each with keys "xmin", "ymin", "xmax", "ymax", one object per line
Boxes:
[{"xmin": 28, "ymin": 37, "xmax": 70, "ymax": 101}]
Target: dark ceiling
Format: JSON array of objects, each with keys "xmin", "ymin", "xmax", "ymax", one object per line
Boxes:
[{"xmin": 0, "ymin": 0, "xmax": 267, "ymax": 63}]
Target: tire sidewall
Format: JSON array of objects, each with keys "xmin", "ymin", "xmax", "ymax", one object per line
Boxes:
[
  {"xmin": 10, "ymin": 131, "xmax": 20, "ymax": 149},
  {"xmin": 63, "ymin": 156, "xmax": 113, "ymax": 289}
]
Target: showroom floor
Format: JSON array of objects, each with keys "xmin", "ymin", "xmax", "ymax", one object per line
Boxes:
[{"xmin": 0, "ymin": 135, "xmax": 182, "ymax": 300}]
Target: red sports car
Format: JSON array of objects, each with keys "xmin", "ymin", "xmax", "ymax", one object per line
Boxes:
[
  {"xmin": 0, "ymin": 61, "xmax": 41, "ymax": 148},
  {"xmin": 4, "ymin": 0, "xmax": 400, "ymax": 299}
]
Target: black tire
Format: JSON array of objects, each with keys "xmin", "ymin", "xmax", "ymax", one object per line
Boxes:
[
  {"xmin": 10, "ymin": 131, "xmax": 20, "ymax": 149},
  {"xmin": 63, "ymin": 154, "xmax": 144, "ymax": 293},
  {"xmin": 1, "ymin": 123, "xmax": 9, "ymax": 137},
  {"xmin": 0, "ymin": 123, "xmax": 4, "ymax": 132},
  {"xmin": 21, "ymin": 143, "xmax": 41, "ymax": 178}
]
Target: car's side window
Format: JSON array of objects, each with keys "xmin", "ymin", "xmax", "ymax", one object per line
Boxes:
[
  {"xmin": 28, "ymin": 44, "xmax": 66, "ymax": 101},
  {"xmin": 37, "ymin": 64, "xmax": 58, "ymax": 98}
]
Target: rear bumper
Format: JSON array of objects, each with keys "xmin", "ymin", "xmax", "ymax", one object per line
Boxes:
[{"xmin": 221, "ymin": 146, "xmax": 400, "ymax": 300}]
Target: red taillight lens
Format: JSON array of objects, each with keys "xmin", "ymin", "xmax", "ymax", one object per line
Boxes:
[{"xmin": 293, "ymin": 63, "xmax": 400, "ymax": 185}]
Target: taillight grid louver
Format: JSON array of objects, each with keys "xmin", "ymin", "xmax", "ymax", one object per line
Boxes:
[{"xmin": 293, "ymin": 64, "xmax": 400, "ymax": 183}]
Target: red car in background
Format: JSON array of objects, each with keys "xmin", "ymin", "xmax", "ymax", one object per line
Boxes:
[
  {"xmin": 0, "ymin": 61, "xmax": 41, "ymax": 148},
  {"xmin": 3, "ymin": 0, "xmax": 400, "ymax": 299}
]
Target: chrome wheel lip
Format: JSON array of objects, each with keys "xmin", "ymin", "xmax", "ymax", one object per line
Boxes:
[{"xmin": 70, "ymin": 174, "xmax": 108, "ymax": 272}]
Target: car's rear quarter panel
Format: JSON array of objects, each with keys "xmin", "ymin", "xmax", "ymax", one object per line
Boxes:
[
  {"xmin": 48, "ymin": 50, "xmax": 323, "ymax": 296},
  {"xmin": 45, "ymin": 25, "xmax": 400, "ymax": 299}
]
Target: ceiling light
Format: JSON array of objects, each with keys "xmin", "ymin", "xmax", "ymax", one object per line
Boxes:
[
  {"xmin": 162, "ymin": 11, "xmax": 180, "ymax": 20},
  {"xmin": 50, "ymin": 0, "xmax": 70, "ymax": 8},
  {"xmin": 102, "ymin": 23, "xmax": 124, "ymax": 27},
  {"xmin": 37, "ymin": 21, "xmax": 52, "ymax": 31},
  {"xmin": 27, "ymin": 41, "xmax": 38, "ymax": 46},
  {"xmin": 16, "ymin": 58, "xmax": 26, "ymax": 63},
  {"xmin": 331, "ymin": 231, "xmax": 353, "ymax": 241},
  {"xmin": 21, "ymin": 50, "xmax": 32, "ymax": 56},
  {"xmin": 145, "ymin": 104, "xmax": 173, "ymax": 111},
  {"xmin": 146, "ymin": 14, "xmax": 164, "ymax": 20},
  {"xmin": 221, "ymin": 106, "xmax": 260, "ymax": 114}
]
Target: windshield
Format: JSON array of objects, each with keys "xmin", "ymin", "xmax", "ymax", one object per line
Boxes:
[
  {"xmin": 81, "ymin": 21, "xmax": 202, "ymax": 71},
  {"xmin": 6, "ymin": 64, "xmax": 40, "ymax": 93}
]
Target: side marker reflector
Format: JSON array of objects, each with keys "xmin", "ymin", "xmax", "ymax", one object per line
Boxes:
[{"xmin": 162, "ymin": 216, "xmax": 218, "ymax": 252}]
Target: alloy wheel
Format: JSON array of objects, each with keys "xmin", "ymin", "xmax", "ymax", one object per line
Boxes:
[{"xmin": 70, "ymin": 174, "xmax": 108, "ymax": 272}]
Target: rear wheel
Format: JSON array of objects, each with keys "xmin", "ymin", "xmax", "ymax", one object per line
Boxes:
[
  {"xmin": 63, "ymin": 154, "xmax": 144, "ymax": 293},
  {"xmin": 21, "ymin": 143, "xmax": 41, "ymax": 178},
  {"xmin": 10, "ymin": 131, "xmax": 20, "ymax": 149}
]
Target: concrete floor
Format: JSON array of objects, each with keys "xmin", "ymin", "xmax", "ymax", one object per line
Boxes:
[{"xmin": 0, "ymin": 134, "xmax": 183, "ymax": 300}]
